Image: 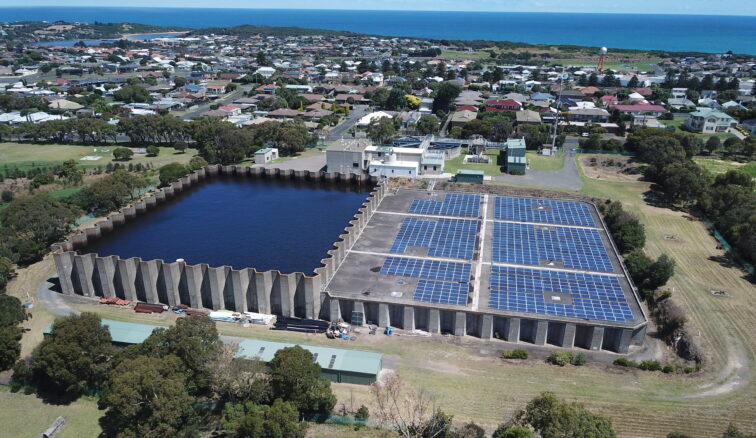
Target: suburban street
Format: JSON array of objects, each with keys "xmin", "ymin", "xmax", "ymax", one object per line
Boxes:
[{"xmin": 325, "ymin": 104, "xmax": 368, "ymax": 141}]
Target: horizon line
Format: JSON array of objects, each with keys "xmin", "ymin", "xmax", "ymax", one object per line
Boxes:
[{"xmin": 1, "ymin": 6, "xmax": 754, "ymax": 18}]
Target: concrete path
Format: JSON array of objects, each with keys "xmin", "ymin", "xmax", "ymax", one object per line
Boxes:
[
  {"xmin": 37, "ymin": 278, "xmax": 79, "ymax": 317},
  {"xmin": 490, "ymin": 139, "xmax": 583, "ymax": 191},
  {"xmin": 325, "ymin": 105, "xmax": 369, "ymax": 141}
]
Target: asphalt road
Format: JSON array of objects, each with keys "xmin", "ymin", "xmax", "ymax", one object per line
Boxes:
[
  {"xmin": 325, "ymin": 105, "xmax": 369, "ymax": 141},
  {"xmin": 179, "ymin": 86, "xmax": 249, "ymax": 120},
  {"xmin": 490, "ymin": 138, "xmax": 583, "ymax": 191}
]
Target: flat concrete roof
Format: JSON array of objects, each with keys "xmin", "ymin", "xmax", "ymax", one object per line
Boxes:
[{"xmin": 325, "ymin": 189, "xmax": 646, "ymax": 328}]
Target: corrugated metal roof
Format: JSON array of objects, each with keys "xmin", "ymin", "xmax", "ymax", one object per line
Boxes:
[{"xmin": 45, "ymin": 319, "xmax": 383, "ymax": 376}]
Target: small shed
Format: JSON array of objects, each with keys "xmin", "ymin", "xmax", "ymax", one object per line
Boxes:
[
  {"xmin": 254, "ymin": 147, "xmax": 279, "ymax": 164},
  {"xmin": 454, "ymin": 169, "xmax": 485, "ymax": 184}
]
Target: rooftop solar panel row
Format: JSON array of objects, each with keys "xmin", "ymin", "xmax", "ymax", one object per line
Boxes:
[
  {"xmin": 414, "ymin": 280, "xmax": 469, "ymax": 306},
  {"xmin": 494, "ymin": 196, "xmax": 596, "ymax": 227},
  {"xmin": 409, "ymin": 193, "xmax": 481, "ymax": 218},
  {"xmin": 492, "ymin": 222, "xmax": 614, "ymax": 272},
  {"xmin": 380, "ymin": 256, "xmax": 472, "ymax": 283},
  {"xmin": 390, "ymin": 217, "xmax": 479, "ymax": 260},
  {"xmin": 488, "ymin": 291, "xmax": 633, "ymax": 322}
]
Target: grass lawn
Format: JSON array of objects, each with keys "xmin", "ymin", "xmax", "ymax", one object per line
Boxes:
[
  {"xmin": 693, "ymin": 157, "xmax": 756, "ymax": 177},
  {"xmin": 0, "ymin": 387, "xmax": 102, "ymax": 438},
  {"xmin": 444, "ymin": 148, "xmax": 504, "ymax": 176},
  {"xmin": 238, "ymin": 147, "xmax": 324, "ymax": 166},
  {"xmin": 526, "ymin": 150, "xmax": 565, "ymax": 170},
  {"xmin": 48, "ymin": 186, "xmax": 85, "ymax": 199},
  {"xmin": 0, "ymin": 142, "xmax": 198, "ymax": 174},
  {"xmin": 548, "ymin": 58, "xmax": 662, "ymax": 72},
  {"xmin": 439, "ymin": 50, "xmax": 490, "ymax": 60}
]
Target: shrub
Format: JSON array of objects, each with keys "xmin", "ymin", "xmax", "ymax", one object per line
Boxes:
[
  {"xmin": 112, "ymin": 147, "xmax": 134, "ymax": 161},
  {"xmin": 1, "ymin": 190, "xmax": 12, "ymax": 202},
  {"xmin": 546, "ymin": 351, "xmax": 574, "ymax": 367},
  {"xmin": 509, "ymin": 168, "xmax": 525, "ymax": 175},
  {"xmin": 662, "ymin": 365, "xmax": 675, "ymax": 374},
  {"xmin": 146, "ymin": 145, "xmax": 160, "ymax": 157},
  {"xmin": 613, "ymin": 358, "xmax": 638, "ymax": 368},
  {"xmin": 188, "ymin": 156, "xmax": 209, "ymax": 171},
  {"xmin": 683, "ymin": 367, "xmax": 694, "ymax": 374},
  {"xmin": 158, "ymin": 162, "xmax": 189, "ymax": 187},
  {"xmin": 571, "ymin": 353, "xmax": 587, "ymax": 366},
  {"xmin": 502, "ymin": 349, "xmax": 528, "ymax": 359},
  {"xmin": 355, "ymin": 405, "xmax": 369, "ymax": 420},
  {"xmin": 638, "ymin": 360, "xmax": 662, "ymax": 371},
  {"xmin": 174, "ymin": 141, "xmax": 188, "ymax": 153}
]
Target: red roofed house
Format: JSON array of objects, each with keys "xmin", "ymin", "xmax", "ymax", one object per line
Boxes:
[
  {"xmin": 600, "ymin": 95, "xmax": 618, "ymax": 106},
  {"xmin": 457, "ymin": 105, "xmax": 479, "ymax": 112},
  {"xmin": 485, "ymin": 99, "xmax": 523, "ymax": 112},
  {"xmin": 633, "ymin": 88, "xmax": 653, "ymax": 97},
  {"xmin": 609, "ymin": 104, "xmax": 668, "ymax": 116}
]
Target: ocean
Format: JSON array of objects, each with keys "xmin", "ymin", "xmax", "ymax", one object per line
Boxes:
[{"xmin": 1, "ymin": 7, "xmax": 755, "ymax": 54}]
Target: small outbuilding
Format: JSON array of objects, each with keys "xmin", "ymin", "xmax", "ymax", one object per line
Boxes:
[
  {"xmin": 454, "ymin": 169, "xmax": 485, "ymax": 184},
  {"xmin": 254, "ymin": 147, "xmax": 279, "ymax": 164}
]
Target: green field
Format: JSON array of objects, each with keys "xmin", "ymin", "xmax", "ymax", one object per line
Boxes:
[
  {"xmin": 444, "ymin": 148, "xmax": 503, "ymax": 176},
  {"xmin": 548, "ymin": 58, "xmax": 662, "ymax": 72},
  {"xmin": 238, "ymin": 147, "xmax": 324, "ymax": 166},
  {"xmin": 526, "ymin": 150, "xmax": 565, "ymax": 170},
  {"xmin": 439, "ymin": 50, "xmax": 491, "ymax": 60},
  {"xmin": 0, "ymin": 142, "xmax": 198, "ymax": 174},
  {"xmin": 693, "ymin": 158, "xmax": 756, "ymax": 177}
]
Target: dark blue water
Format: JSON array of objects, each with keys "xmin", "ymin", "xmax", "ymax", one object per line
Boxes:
[
  {"xmin": 4, "ymin": 7, "xmax": 755, "ymax": 54},
  {"xmin": 82, "ymin": 177, "xmax": 370, "ymax": 273}
]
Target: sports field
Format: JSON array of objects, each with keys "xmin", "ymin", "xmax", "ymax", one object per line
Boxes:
[{"xmin": 0, "ymin": 142, "xmax": 198, "ymax": 174}]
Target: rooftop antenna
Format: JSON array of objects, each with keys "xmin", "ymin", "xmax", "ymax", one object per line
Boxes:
[{"xmin": 597, "ymin": 47, "xmax": 608, "ymax": 74}]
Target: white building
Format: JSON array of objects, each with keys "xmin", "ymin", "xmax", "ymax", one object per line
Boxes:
[
  {"xmin": 254, "ymin": 147, "xmax": 279, "ymax": 164},
  {"xmin": 684, "ymin": 108, "xmax": 737, "ymax": 133}
]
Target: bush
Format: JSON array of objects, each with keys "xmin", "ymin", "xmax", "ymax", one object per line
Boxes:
[
  {"xmin": 683, "ymin": 367, "xmax": 694, "ymax": 374},
  {"xmin": 546, "ymin": 351, "xmax": 574, "ymax": 367},
  {"xmin": 502, "ymin": 349, "xmax": 528, "ymax": 359},
  {"xmin": 158, "ymin": 162, "xmax": 189, "ymax": 187},
  {"xmin": 146, "ymin": 145, "xmax": 160, "ymax": 157},
  {"xmin": 638, "ymin": 360, "xmax": 662, "ymax": 371},
  {"xmin": 509, "ymin": 168, "xmax": 525, "ymax": 175},
  {"xmin": 355, "ymin": 405, "xmax": 369, "ymax": 420},
  {"xmin": 662, "ymin": 365, "xmax": 676, "ymax": 374},
  {"xmin": 1, "ymin": 190, "xmax": 12, "ymax": 202},
  {"xmin": 571, "ymin": 353, "xmax": 587, "ymax": 366},
  {"xmin": 613, "ymin": 358, "xmax": 638, "ymax": 368},
  {"xmin": 174, "ymin": 141, "xmax": 188, "ymax": 153},
  {"xmin": 188, "ymin": 156, "xmax": 209, "ymax": 171}
]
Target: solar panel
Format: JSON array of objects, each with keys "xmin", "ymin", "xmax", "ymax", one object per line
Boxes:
[
  {"xmin": 380, "ymin": 256, "xmax": 472, "ymax": 283},
  {"xmin": 414, "ymin": 280, "xmax": 469, "ymax": 306},
  {"xmin": 409, "ymin": 193, "xmax": 481, "ymax": 218},
  {"xmin": 488, "ymin": 266, "xmax": 633, "ymax": 322},
  {"xmin": 494, "ymin": 196, "xmax": 596, "ymax": 227},
  {"xmin": 390, "ymin": 217, "xmax": 479, "ymax": 260},
  {"xmin": 492, "ymin": 222, "xmax": 614, "ymax": 272}
]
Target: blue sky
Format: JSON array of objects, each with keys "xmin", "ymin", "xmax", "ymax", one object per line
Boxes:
[{"xmin": 2, "ymin": 0, "xmax": 754, "ymax": 16}]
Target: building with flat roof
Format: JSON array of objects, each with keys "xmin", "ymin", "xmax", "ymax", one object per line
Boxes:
[
  {"xmin": 454, "ymin": 169, "xmax": 484, "ymax": 184},
  {"xmin": 505, "ymin": 138, "xmax": 527, "ymax": 174},
  {"xmin": 326, "ymin": 138, "xmax": 371, "ymax": 174}
]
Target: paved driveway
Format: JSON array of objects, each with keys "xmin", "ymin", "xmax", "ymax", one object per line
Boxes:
[
  {"xmin": 256, "ymin": 152, "xmax": 327, "ymax": 172},
  {"xmin": 491, "ymin": 139, "xmax": 583, "ymax": 191}
]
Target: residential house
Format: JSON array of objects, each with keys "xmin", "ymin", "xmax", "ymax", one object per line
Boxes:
[
  {"xmin": 485, "ymin": 99, "xmax": 522, "ymax": 112},
  {"xmin": 515, "ymin": 110, "xmax": 542, "ymax": 126},
  {"xmin": 684, "ymin": 108, "xmax": 737, "ymax": 133},
  {"xmin": 449, "ymin": 110, "xmax": 477, "ymax": 128},
  {"xmin": 569, "ymin": 108, "xmax": 610, "ymax": 123},
  {"xmin": 609, "ymin": 104, "xmax": 669, "ymax": 117}
]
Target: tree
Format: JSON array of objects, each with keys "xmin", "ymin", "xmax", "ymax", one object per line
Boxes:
[
  {"xmin": 146, "ymin": 145, "xmax": 160, "ymax": 157},
  {"xmin": 493, "ymin": 425, "xmax": 533, "ymax": 438},
  {"xmin": 0, "ymin": 194, "xmax": 79, "ymax": 248},
  {"xmin": 612, "ymin": 213, "xmax": 646, "ymax": 253},
  {"xmin": 647, "ymin": 254, "xmax": 675, "ymax": 289},
  {"xmin": 705, "ymin": 136, "xmax": 721, "ymax": 155},
  {"xmin": 174, "ymin": 140, "xmax": 188, "ymax": 154},
  {"xmin": 432, "ymin": 82, "xmax": 461, "ymax": 114},
  {"xmin": 133, "ymin": 315, "xmax": 221, "ymax": 396},
  {"xmin": 30, "ymin": 313, "xmax": 114, "ymax": 398},
  {"xmin": 223, "ymin": 399, "xmax": 307, "ymax": 438},
  {"xmin": 112, "ymin": 147, "xmax": 134, "ymax": 161},
  {"xmin": 188, "ymin": 156, "xmax": 209, "ymax": 171},
  {"xmin": 70, "ymin": 169, "xmax": 146, "ymax": 213},
  {"xmin": 624, "ymin": 249, "xmax": 652, "ymax": 286},
  {"xmin": 514, "ymin": 392, "xmax": 615, "ymax": 438},
  {"xmin": 0, "ymin": 258, "xmax": 13, "ymax": 292},
  {"xmin": 100, "ymin": 355, "xmax": 198, "ymax": 438},
  {"xmin": 367, "ymin": 117, "xmax": 396, "ymax": 144},
  {"xmin": 416, "ymin": 115, "xmax": 439, "ymax": 135},
  {"xmin": 269, "ymin": 346, "xmax": 336, "ymax": 417},
  {"xmin": 371, "ymin": 373, "xmax": 442, "ymax": 438},
  {"xmin": 113, "ymin": 85, "xmax": 152, "ymax": 104},
  {"xmin": 209, "ymin": 343, "xmax": 271, "ymax": 404},
  {"xmin": 159, "ymin": 162, "xmax": 189, "ymax": 186},
  {"xmin": 721, "ymin": 424, "xmax": 756, "ymax": 438},
  {"xmin": 490, "ymin": 117, "xmax": 514, "ymax": 142},
  {"xmin": 0, "ymin": 295, "xmax": 26, "ymax": 327},
  {"xmin": 0, "ymin": 325, "xmax": 21, "ymax": 371},
  {"xmin": 456, "ymin": 422, "xmax": 486, "ymax": 438}
]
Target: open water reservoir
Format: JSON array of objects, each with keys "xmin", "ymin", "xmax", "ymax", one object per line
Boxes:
[{"xmin": 81, "ymin": 177, "xmax": 371, "ymax": 273}]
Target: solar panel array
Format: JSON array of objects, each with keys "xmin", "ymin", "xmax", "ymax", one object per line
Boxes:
[
  {"xmin": 390, "ymin": 218, "xmax": 479, "ymax": 260},
  {"xmin": 488, "ymin": 266, "xmax": 633, "ymax": 322},
  {"xmin": 380, "ymin": 256, "xmax": 471, "ymax": 282},
  {"xmin": 414, "ymin": 280, "xmax": 469, "ymax": 306},
  {"xmin": 409, "ymin": 193, "xmax": 481, "ymax": 218},
  {"xmin": 494, "ymin": 196, "xmax": 596, "ymax": 227},
  {"xmin": 492, "ymin": 222, "xmax": 614, "ymax": 272}
]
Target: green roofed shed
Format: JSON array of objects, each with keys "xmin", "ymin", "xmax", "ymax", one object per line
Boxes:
[{"xmin": 454, "ymin": 169, "xmax": 484, "ymax": 184}]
